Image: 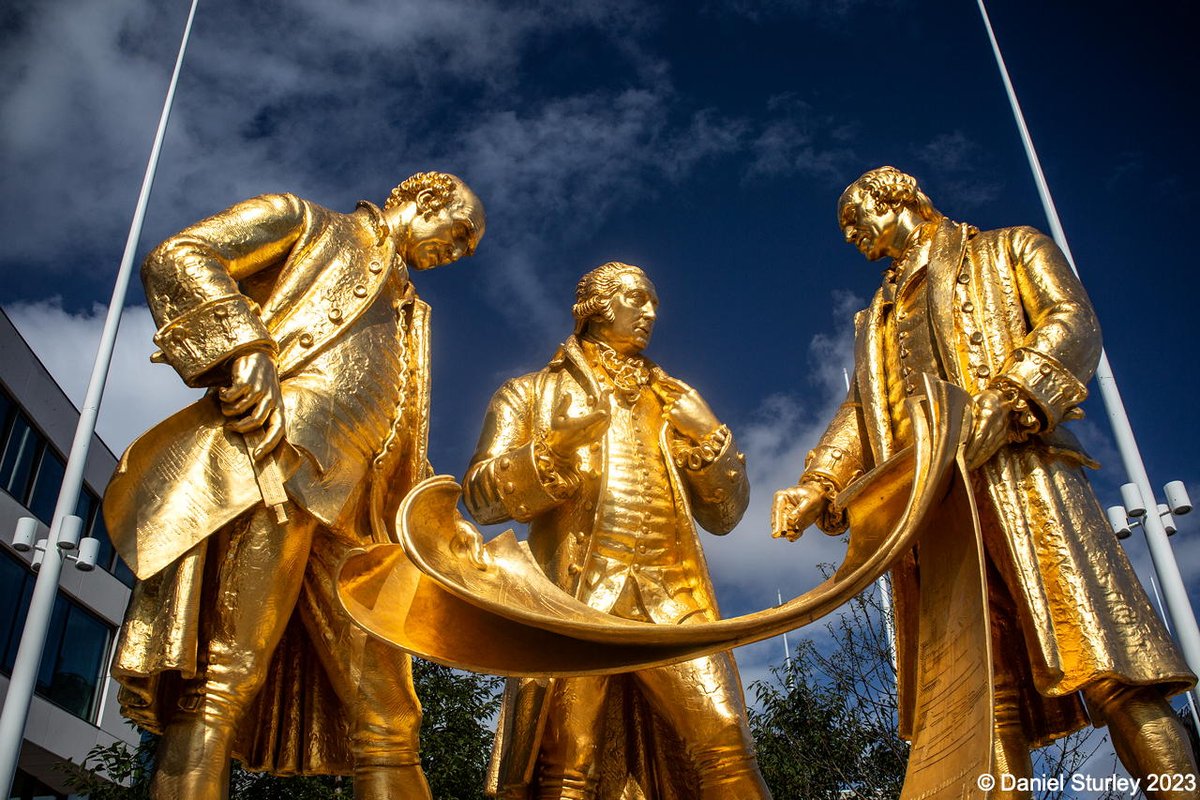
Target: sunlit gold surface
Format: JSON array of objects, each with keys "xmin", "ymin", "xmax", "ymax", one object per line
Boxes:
[
  {"xmin": 104, "ymin": 173, "xmax": 485, "ymax": 799},
  {"xmin": 339, "ymin": 263, "xmax": 962, "ymax": 800},
  {"xmin": 466, "ymin": 265, "xmax": 765, "ymax": 799},
  {"xmin": 337, "ymin": 376, "xmax": 968, "ymax": 673},
  {"xmin": 772, "ymin": 166, "xmax": 1197, "ymax": 797}
]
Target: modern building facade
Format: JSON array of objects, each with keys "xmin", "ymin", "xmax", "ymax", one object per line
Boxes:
[{"xmin": 0, "ymin": 308, "xmax": 138, "ymax": 799}]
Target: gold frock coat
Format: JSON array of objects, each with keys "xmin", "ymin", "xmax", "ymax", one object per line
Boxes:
[
  {"xmin": 105, "ymin": 194, "xmax": 432, "ymax": 773},
  {"xmin": 464, "ymin": 336, "xmax": 750, "ymax": 798},
  {"xmin": 803, "ymin": 218, "xmax": 1194, "ymax": 745}
]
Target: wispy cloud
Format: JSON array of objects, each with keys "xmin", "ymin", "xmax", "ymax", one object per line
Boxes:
[
  {"xmin": 445, "ymin": 90, "xmax": 746, "ymax": 334},
  {"xmin": 706, "ymin": 0, "xmax": 900, "ymax": 25},
  {"xmin": 705, "ymin": 289, "xmax": 861, "ymax": 615},
  {"xmin": 3, "ymin": 300, "xmax": 200, "ymax": 451},
  {"xmin": 747, "ymin": 95, "xmax": 859, "ymax": 186},
  {"xmin": 914, "ymin": 130, "xmax": 1003, "ymax": 211}
]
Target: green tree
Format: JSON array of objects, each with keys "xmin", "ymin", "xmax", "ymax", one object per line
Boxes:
[{"xmin": 749, "ymin": 585, "xmax": 906, "ymax": 800}]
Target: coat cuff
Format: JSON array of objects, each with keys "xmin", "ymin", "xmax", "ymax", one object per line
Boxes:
[
  {"xmin": 492, "ymin": 442, "xmax": 567, "ymax": 523},
  {"xmin": 802, "ymin": 444, "xmax": 863, "ymax": 492},
  {"xmin": 996, "ymin": 347, "xmax": 1088, "ymax": 430},
  {"xmin": 152, "ymin": 296, "xmax": 273, "ymax": 386},
  {"xmin": 682, "ymin": 432, "xmax": 749, "ymax": 535}
]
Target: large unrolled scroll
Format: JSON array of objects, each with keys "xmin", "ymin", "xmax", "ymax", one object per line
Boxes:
[{"xmin": 336, "ymin": 375, "xmax": 972, "ymax": 677}]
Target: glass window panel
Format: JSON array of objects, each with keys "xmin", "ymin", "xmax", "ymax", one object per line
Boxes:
[
  {"xmin": 27, "ymin": 448, "xmax": 66, "ymax": 525},
  {"xmin": 113, "ymin": 555, "xmax": 135, "ymax": 589},
  {"xmin": 0, "ymin": 414, "xmax": 42, "ymax": 504},
  {"xmin": 0, "ymin": 551, "xmax": 113, "ymax": 723},
  {"xmin": 34, "ymin": 599, "xmax": 68, "ymax": 693},
  {"xmin": 0, "ymin": 390, "xmax": 14, "ymax": 443},
  {"xmin": 42, "ymin": 604, "xmax": 109, "ymax": 721},
  {"xmin": 11, "ymin": 767, "xmax": 68, "ymax": 799},
  {"xmin": 75, "ymin": 490, "xmax": 97, "ymax": 529},
  {"xmin": 89, "ymin": 509, "xmax": 117, "ymax": 574},
  {"xmin": 0, "ymin": 551, "xmax": 33, "ymax": 673}
]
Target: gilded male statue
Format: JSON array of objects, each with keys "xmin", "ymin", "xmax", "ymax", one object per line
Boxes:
[
  {"xmin": 104, "ymin": 172, "xmax": 486, "ymax": 799},
  {"xmin": 771, "ymin": 166, "xmax": 1197, "ymax": 798},
  {"xmin": 463, "ymin": 263, "xmax": 770, "ymax": 800}
]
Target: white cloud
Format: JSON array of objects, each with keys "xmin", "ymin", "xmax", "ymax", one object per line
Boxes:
[
  {"xmin": 3, "ymin": 299, "xmax": 201, "ymax": 453},
  {"xmin": 445, "ymin": 89, "xmax": 746, "ymax": 334},
  {"xmin": 747, "ymin": 95, "xmax": 858, "ymax": 186},
  {"xmin": 705, "ymin": 290, "xmax": 860, "ymax": 617},
  {"xmin": 914, "ymin": 131, "xmax": 1003, "ymax": 211}
]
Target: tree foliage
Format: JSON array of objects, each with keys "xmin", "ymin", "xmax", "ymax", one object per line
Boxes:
[
  {"xmin": 412, "ymin": 657, "xmax": 504, "ymax": 800},
  {"xmin": 62, "ymin": 658, "xmax": 501, "ymax": 799},
  {"xmin": 749, "ymin": 576, "xmax": 1121, "ymax": 800},
  {"xmin": 748, "ymin": 585, "xmax": 906, "ymax": 800}
]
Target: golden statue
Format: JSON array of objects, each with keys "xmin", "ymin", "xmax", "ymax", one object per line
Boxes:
[
  {"xmin": 771, "ymin": 166, "xmax": 1198, "ymax": 798},
  {"xmin": 462, "ymin": 263, "xmax": 770, "ymax": 800},
  {"xmin": 102, "ymin": 172, "xmax": 485, "ymax": 800}
]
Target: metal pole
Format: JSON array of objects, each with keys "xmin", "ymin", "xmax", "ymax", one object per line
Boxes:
[
  {"xmin": 0, "ymin": 0, "xmax": 199, "ymax": 791},
  {"xmin": 976, "ymin": 0, "xmax": 1200, "ymax": 689},
  {"xmin": 778, "ymin": 589, "xmax": 792, "ymax": 665}
]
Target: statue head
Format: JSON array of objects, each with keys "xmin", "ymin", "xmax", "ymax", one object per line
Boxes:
[
  {"xmin": 385, "ymin": 171, "xmax": 486, "ymax": 270},
  {"xmin": 838, "ymin": 166, "xmax": 938, "ymax": 261},
  {"xmin": 573, "ymin": 262, "xmax": 659, "ymax": 356}
]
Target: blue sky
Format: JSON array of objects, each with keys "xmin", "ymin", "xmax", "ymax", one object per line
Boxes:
[{"xmin": 2, "ymin": 0, "xmax": 1198, "ymax": 782}]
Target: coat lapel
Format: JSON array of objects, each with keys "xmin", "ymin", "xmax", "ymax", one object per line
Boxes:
[
  {"xmin": 857, "ymin": 296, "xmax": 893, "ymax": 465},
  {"xmin": 926, "ymin": 219, "xmax": 968, "ymax": 388}
]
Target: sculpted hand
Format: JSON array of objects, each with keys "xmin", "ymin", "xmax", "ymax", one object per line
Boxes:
[
  {"xmin": 656, "ymin": 376, "xmax": 721, "ymax": 442},
  {"xmin": 220, "ymin": 350, "xmax": 285, "ymax": 459},
  {"xmin": 770, "ymin": 482, "xmax": 827, "ymax": 542},
  {"xmin": 964, "ymin": 388, "xmax": 1011, "ymax": 470},
  {"xmin": 545, "ymin": 392, "xmax": 609, "ymax": 460}
]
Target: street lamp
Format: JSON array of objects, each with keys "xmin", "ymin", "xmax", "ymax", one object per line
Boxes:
[
  {"xmin": 1109, "ymin": 481, "xmax": 1191, "ymax": 540},
  {"xmin": 1107, "ymin": 481, "xmax": 1198, "ymax": 724}
]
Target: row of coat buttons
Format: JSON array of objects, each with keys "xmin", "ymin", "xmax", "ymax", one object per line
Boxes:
[{"xmin": 295, "ymin": 257, "xmax": 387, "ymax": 347}]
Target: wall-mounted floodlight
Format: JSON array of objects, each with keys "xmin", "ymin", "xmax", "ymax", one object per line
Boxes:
[
  {"xmin": 12, "ymin": 517, "xmax": 39, "ymax": 552},
  {"xmin": 73, "ymin": 537, "xmax": 99, "ymax": 572},
  {"xmin": 1107, "ymin": 506, "xmax": 1132, "ymax": 539},
  {"xmin": 1120, "ymin": 483, "xmax": 1147, "ymax": 518},
  {"xmin": 1158, "ymin": 504, "xmax": 1179, "ymax": 536},
  {"xmin": 56, "ymin": 514, "xmax": 84, "ymax": 551},
  {"xmin": 1165, "ymin": 481, "xmax": 1192, "ymax": 516}
]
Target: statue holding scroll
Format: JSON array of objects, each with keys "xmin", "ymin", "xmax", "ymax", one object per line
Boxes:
[
  {"xmin": 103, "ymin": 173, "xmax": 485, "ymax": 799},
  {"xmin": 771, "ymin": 166, "xmax": 1197, "ymax": 798},
  {"xmin": 463, "ymin": 262, "xmax": 770, "ymax": 800}
]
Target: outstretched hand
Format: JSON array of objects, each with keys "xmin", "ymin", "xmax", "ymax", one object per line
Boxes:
[
  {"xmin": 770, "ymin": 482, "xmax": 827, "ymax": 542},
  {"xmin": 545, "ymin": 392, "xmax": 610, "ymax": 460},
  {"xmin": 220, "ymin": 350, "xmax": 285, "ymax": 460}
]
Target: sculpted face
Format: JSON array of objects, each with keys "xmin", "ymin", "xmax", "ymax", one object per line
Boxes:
[
  {"xmin": 839, "ymin": 186, "xmax": 902, "ymax": 262},
  {"xmin": 588, "ymin": 272, "xmax": 659, "ymax": 356},
  {"xmin": 404, "ymin": 185, "xmax": 486, "ymax": 270}
]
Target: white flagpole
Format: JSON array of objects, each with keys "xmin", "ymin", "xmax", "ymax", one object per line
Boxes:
[
  {"xmin": 0, "ymin": 0, "xmax": 200, "ymax": 791},
  {"xmin": 976, "ymin": 0, "xmax": 1200, "ymax": 695},
  {"xmin": 778, "ymin": 589, "xmax": 792, "ymax": 665}
]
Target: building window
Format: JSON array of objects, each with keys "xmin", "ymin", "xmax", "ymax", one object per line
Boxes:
[
  {"xmin": 0, "ymin": 387, "xmax": 132, "ymax": 587},
  {"xmin": 1, "ymin": 413, "xmax": 42, "ymax": 506},
  {"xmin": 0, "ymin": 549, "xmax": 113, "ymax": 724},
  {"xmin": 27, "ymin": 448, "xmax": 65, "ymax": 527},
  {"xmin": 10, "ymin": 768, "xmax": 69, "ymax": 800}
]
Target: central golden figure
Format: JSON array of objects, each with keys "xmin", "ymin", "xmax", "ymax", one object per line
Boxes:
[{"xmin": 464, "ymin": 263, "xmax": 770, "ymax": 800}]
